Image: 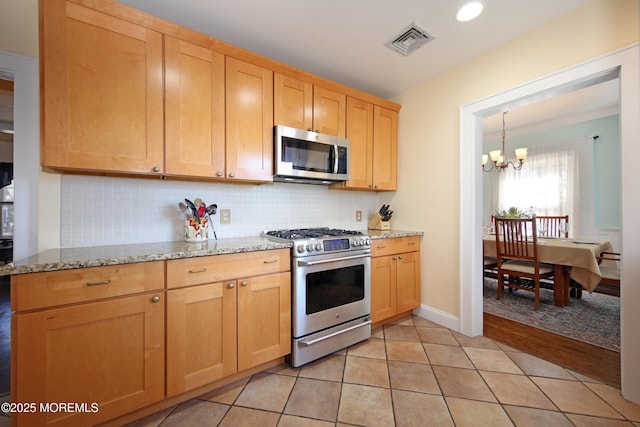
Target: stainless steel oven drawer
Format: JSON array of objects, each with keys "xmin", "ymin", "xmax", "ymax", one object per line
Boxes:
[{"xmin": 288, "ymin": 315, "xmax": 371, "ymax": 367}]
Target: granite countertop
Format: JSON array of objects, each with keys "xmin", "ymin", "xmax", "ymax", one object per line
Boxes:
[
  {"xmin": 0, "ymin": 237, "xmax": 292, "ymax": 276},
  {"xmin": 0, "ymin": 230, "xmax": 423, "ymax": 276},
  {"xmin": 366, "ymin": 229, "xmax": 424, "ymax": 239}
]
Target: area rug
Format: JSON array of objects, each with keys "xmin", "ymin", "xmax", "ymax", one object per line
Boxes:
[{"xmin": 483, "ymin": 277, "xmax": 620, "ymax": 352}]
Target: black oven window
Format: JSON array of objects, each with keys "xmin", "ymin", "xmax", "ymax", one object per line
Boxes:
[{"xmin": 306, "ymin": 265, "xmax": 365, "ymax": 315}]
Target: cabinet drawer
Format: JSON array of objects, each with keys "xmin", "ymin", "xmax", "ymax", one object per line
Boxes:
[
  {"xmin": 11, "ymin": 261, "xmax": 165, "ymax": 312},
  {"xmin": 167, "ymin": 249, "xmax": 290, "ymax": 289},
  {"xmin": 371, "ymin": 236, "xmax": 420, "ymax": 257}
]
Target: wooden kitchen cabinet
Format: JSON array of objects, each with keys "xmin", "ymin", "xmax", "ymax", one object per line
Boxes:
[
  {"xmin": 334, "ymin": 98, "xmax": 398, "ymax": 191},
  {"xmin": 164, "ymin": 36, "xmax": 226, "ymax": 179},
  {"xmin": 166, "ymin": 250, "xmax": 290, "ymax": 395},
  {"xmin": 166, "ymin": 282, "xmax": 237, "ymax": 397},
  {"xmin": 226, "ymin": 57, "xmax": 274, "ymax": 182},
  {"xmin": 371, "ymin": 237, "xmax": 420, "ymax": 324},
  {"xmin": 11, "ymin": 265, "xmax": 165, "ymax": 426},
  {"xmin": 274, "ymin": 73, "xmax": 346, "ymax": 137},
  {"xmin": 40, "ymin": 0, "xmax": 164, "ymax": 175}
]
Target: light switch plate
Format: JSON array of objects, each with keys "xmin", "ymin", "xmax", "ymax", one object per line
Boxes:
[{"xmin": 356, "ymin": 210, "xmax": 362, "ymax": 222}]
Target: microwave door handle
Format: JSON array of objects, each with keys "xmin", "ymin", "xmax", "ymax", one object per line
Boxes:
[{"xmin": 333, "ymin": 145, "xmax": 339, "ymax": 173}]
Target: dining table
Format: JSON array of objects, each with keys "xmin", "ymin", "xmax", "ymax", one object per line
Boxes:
[{"xmin": 483, "ymin": 235, "xmax": 614, "ymax": 307}]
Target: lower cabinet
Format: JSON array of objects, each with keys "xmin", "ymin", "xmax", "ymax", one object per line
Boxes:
[
  {"xmin": 12, "ymin": 292, "xmax": 165, "ymax": 427},
  {"xmin": 166, "ymin": 281, "xmax": 237, "ymax": 397},
  {"xmin": 11, "ymin": 250, "xmax": 291, "ymax": 426},
  {"xmin": 371, "ymin": 237, "xmax": 421, "ymax": 324},
  {"xmin": 166, "ymin": 251, "xmax": 291, "ymax": 397}
]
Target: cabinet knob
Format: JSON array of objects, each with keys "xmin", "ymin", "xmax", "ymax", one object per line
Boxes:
[
  {"xmin": 393, "ymin": 256, "xmax": 397, "ymax": 260},
  {"xmin": 152, "ymin": 166, "xmax": 160, "ymax": 173},
  {"xmin": 216, "ymin": 171, "xmax": 223, "ymax": 177},
  {"xmin": 374, "ymin": 185, "xmax": 378, "ymax": 189},
  {"xmin": 151, "ymin": 295, "xmax": 161, "ymax": 303},
  {"xmin": 228, "ymin": 283, "xmax": 235, "ymax": 289},
  {"xmin": 228, "ymin": 172, "xmax": 235, "ymax": 178},
  {"xmin": 241, "ymin": 281, "xmax": 248, "ymax": 287},
  {"xmin": 398, "ymin": 256, "xmax": 403, "ymax": 260}
]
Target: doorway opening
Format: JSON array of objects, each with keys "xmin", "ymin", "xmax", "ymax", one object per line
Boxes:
[{"xmin": 459, "ymin": 44, "xmax": 640, "ymax": 402}]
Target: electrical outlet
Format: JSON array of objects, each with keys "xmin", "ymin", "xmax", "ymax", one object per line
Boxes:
[
  {"xmin": 356, "ymin": 210, "xmax": 362, "ymax": 222},
  {"xmin": 220, "ymin": 209, "xmax": 231, "ymax": 224}
]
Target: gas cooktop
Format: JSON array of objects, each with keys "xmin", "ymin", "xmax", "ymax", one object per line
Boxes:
[
  {"xmin": 263, "ymin": 227, "xmax": 370, "ymax": 257},
  {"xmin": 264, "ymin": 227, "xmax": 364, "ymax": 240}
]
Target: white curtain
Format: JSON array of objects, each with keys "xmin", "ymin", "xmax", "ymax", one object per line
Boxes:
[{"xmin": 487, "ymin": 137, "xmax": 594, "ymax": 238}]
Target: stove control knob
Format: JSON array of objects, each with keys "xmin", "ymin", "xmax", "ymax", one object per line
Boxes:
[
  {"xmin": 365, "ymin": 238, "xmax": 371, "ymax": 246},
  {"xmin": 315, "ymin": 243, "xmax": 322, "ymax": 251},
  {"xmin": 296, "ymin": 245, "xmax": 305, "ymax": 254},
  {"xmin": 306, "ymin": 243, "xmax": 314, "ymax": 252}
]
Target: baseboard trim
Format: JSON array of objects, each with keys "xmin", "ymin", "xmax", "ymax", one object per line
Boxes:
[{"xmin": 413, "ymin": 304, "xmax": 460, "ymax": 332}]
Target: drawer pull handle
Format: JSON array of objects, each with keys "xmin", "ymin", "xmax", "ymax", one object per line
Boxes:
[
  {"xmin": 263, "ymin": 259, "xmax": 278, "ymax": 264},
  {"xmin": 151, "ymin": 295, "xmax": 161, "ymax": 303},
  {"xmin": 188, "ymin": 268, "xmax": 207, "ymax": 274},
  {"xmin": 408, "ymin": 242, "xmax": 416, "ymax": 245},
  {"xmin": 377, "ymin": 246, "xmax": 386, "ymax": 249},
  {"xmin": 86, "ymin": 280, "xmax": 111, "ymax": 286}
]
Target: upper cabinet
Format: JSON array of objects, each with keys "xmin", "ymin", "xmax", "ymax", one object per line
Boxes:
[
  {"xmin": 226, "ymin": 58, "xmax": 274, "ymax": 182},
  {"xmin": 164, "ymin": 37, "xmax": 226, "ymax": 179},
  {"xmin": 41, "ymin": 0, "xmax": 164, "ymax": 175},
  {"xmin": 333, "ymin": 97, "xmax": 398, "ymax": 191},
  {"xmin": 274, "ymin": 73, "xmax": 346, "ymax": 137},
  {"xmin": 40, "ymin": 0, "xmax": 399, "ymax": 187}
]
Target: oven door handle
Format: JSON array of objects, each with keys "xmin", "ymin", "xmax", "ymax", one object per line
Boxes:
[
  {"xmin": 297, "ymin": 254, "xmax": 370, "ymax": 266},
  {"xmin": 299, "ymin": 320, "xmax": 372, "ymax": 346}
]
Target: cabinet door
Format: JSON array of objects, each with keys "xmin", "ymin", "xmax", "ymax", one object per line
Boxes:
[
  {"xmin": 344, "ymin": 97, "xmax": 374, "ymax": 189},
  {"xmin": 226, "ymin": 57, "xmax": 274, "ymax": 181},
  {"xmin": 371, "ymin": 255, "xmax": 397, "ymax": 323},
  {"xmin": 165, "ymin": 37, "xmax": 225, "ymax": 179},
  {"xmin": 41, "ymin": 0, "xmax": 164, "ymax": 174},
  {"xmin": 372, "ymin": 106, "xmax": 398, "ymax": 190},
  {"xmin": 237, "ymin": 272, "xmax": 290, "ymax": 371},
  {"xmin": 167, "ymin": 282, "xmax": 237, "ymax": 396},
  {"xmin": 313, "ymin": 86, "xmax": 346, "ymax": 137},
  {"xmin": 396, "ymin": 251, "xmax": 421, "ymax": 313},
  {"xmin": 274, "ymin": 73, "xmax": 313, "ymax": 130},
  {"xmin": 13, "ymin": 293, "xmax": 164, "ymax": 426}
]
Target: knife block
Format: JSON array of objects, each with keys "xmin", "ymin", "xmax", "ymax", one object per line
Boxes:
[{"xmin": 368, "ymin": 213, "xmax": 391, "ymax": 230}]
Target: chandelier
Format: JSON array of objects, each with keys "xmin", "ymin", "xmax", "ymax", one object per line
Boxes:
[{"xmin": 482, "ymin": 111, "xmax": 528, "ymax": 172}]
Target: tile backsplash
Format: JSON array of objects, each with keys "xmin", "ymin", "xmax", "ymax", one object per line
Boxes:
[{"xmin": 60, "ymin": 175, "xmax": 380, "ymax": 247}]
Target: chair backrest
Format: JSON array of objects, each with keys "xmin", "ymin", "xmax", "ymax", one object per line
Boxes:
[
  {"xmin": 536, "ymin": 215, "xmax": 569, "ymax": 238},
  {"xmin": 494, "ymin": 217, "xmax": 539, "ymax": 263}
]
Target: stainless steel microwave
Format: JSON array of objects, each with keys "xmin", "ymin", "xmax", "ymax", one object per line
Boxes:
[{"xmin": 273, "ymin": 125, "xmax": 350, "ymax": 185}]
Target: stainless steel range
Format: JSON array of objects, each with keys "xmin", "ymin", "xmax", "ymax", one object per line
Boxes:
[{"xmin": 264, "ymin": 228, "xmax": 372, "ymax": 367}]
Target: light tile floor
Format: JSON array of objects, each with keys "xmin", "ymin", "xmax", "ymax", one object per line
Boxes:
[{"xmin": 126, "ymin": 315, "xmax": 640, "ymax": 427}]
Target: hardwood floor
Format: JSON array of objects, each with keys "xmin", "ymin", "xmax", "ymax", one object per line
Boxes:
[{"xmin": 483, "ymin": 312, "xmax": 620, "ymax": 388}]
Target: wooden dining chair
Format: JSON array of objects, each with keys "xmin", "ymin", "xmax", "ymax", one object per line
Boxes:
[
  {"xmin": 494, "ymin": 216, "xmax": 554, "ymax": 310},
  {"xmin": 573, "ymin": 251, "xmax": 621, "ymax": 298},
  {"xmin": 536, "ymin": 215, "xmax": 569, "ymax": 238}
]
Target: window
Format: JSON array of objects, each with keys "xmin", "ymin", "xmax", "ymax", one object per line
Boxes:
[{"xmin": 487, "ymin": 137, "xmax": 594, "ymax": 237}]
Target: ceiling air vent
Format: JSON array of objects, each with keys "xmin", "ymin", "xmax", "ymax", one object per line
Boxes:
[{"xmin": 386, "ymin": 23, "xmax": 433, "ymax": 56}]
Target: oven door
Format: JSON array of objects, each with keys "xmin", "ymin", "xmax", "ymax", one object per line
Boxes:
[{"xmin": 292, "ymin": 250, "xmax": 371, "ymax": 338}]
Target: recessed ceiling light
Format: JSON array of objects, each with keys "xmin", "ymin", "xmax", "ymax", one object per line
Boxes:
[{"xmin": 456, "ymin": 1, "xmax": 484, "ymax": 22}]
